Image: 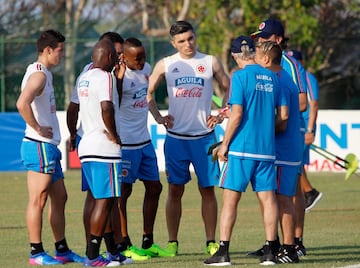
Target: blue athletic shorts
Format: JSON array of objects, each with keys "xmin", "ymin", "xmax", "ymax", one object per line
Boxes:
[
  {"xmin": 275, "ymin": 165, "xmax": 299, "ymax": 196},
  {"xmin": 219, "ymin": 157, "xmax": 276, "ymax": 192},
  {"xmin": 121, "ymin": 143, "xmax": 160, "ymax": 184},
  {"xmin": 20, "ymin": 140, "xmax": 64, "ymax": 183},
  {"xmin": 82, "ymin": 161, "xmax": 122, "ymax": 199},
  {"xmin": 164, "ymin": 133, "xmax": 219, "ymax": 187}
]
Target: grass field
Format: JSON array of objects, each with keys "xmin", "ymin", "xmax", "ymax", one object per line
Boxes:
[{"xmin": 0, "ymin": 170, "xmax": 360, "ymax": 267}]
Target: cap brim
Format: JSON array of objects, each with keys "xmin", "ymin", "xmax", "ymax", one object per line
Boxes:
[{"xmin": 250, "ymin": 30, "xmax": 273, "ymax": 39}]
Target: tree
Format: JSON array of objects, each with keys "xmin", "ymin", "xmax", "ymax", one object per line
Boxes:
[
  {"xmin": 64, "ymin": 0, "xmax": 88, "ymax": 108},
  {"xmin": 1, "ymin": 0, "xmax": 359, "ymax": 109},
  {"xmin": 315, "ymin": 0, "xmax": 360, "ymax": 108},
  {"xmin": 131, "ymin": 0, "xmax": 321, "ymax": 99}
]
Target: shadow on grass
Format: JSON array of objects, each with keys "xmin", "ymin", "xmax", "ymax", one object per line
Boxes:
[
  {"xmin": 0, "ymin": 226, "xmax": 26, "ymax": 230},
  {"xmin": 306, "ymin": 245, "xmax": 360, "ymax": 260},
  {"xmin": 172, "ymin": 245, "xmax": 360, "ymax": 265}
]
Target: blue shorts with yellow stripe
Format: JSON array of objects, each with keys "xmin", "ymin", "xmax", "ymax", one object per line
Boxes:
[
  {"xmin": 82, "ymin": 161, "xmax": 122, "ymax": 199},
  {"xmin": 20, "ymin": 139, "xmax": 64, "ymax": 183}
]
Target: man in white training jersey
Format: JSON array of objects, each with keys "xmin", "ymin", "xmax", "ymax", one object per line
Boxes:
[
  {"xmin": 17, "ymin": 29, "xmax": 83, "ymax": 265},
  {"xmin": 114, "ymin": 37, "xmax": 174, "ymax": 259},
  {"xmin": 147, "ymin": 20, "xmax": 230, "ymax": 256},
  {"xmin": 77, "ymin": 39, "xmax": 123, "ymax": 267}
]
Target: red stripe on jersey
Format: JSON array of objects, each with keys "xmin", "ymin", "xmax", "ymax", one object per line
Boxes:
[
  {"xmin": 287, "ymin": 55, "xmax": 306, "ymax": 94},
  {"xmin": 306, "ymin": 73, "xmax": 315, "ymax": 101},
  {"xmin": 106, "ymin": 72, "xmax": 113, "ymax": 100},
  {"xmin": 36, "ymin": 63, "xmax": 43, "ymax": 71}
]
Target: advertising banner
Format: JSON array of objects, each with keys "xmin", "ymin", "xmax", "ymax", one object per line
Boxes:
[{"xmin": 1, "ymin": 110, "xmax": 359, "ymax": 175}]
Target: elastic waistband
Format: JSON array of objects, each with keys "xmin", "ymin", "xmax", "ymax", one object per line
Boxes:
[
  {"xmin": 167, "ymin": 130, "xmax": 214, "ymax": 138},
  {"xmin": 24, "ymin": 136, "xmax": 43, "ymax": 143},
  {"xmin": 121, "ymin": 139, "xmax": 151, "ymax": 147}
]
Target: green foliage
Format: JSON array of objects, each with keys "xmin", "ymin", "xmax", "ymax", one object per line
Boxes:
[{"xmin": 189, "ymin": 0, "xmax": 323, "ymax": 71}]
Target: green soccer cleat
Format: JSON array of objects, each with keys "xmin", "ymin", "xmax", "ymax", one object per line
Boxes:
[
  {"xmin": 205, "ymin": 242, "xmax": 219, "ymax": 256},
  {"xmin": 122, "ymin": 245, "xmax": 151, "ymax": 261},
  {"xmin": 139, "ymin": 243, "xmax": 176, "ymax": 257},
  {"xmin": 165, "ymin": 241, "xmax": 178, "ymax": 256}
]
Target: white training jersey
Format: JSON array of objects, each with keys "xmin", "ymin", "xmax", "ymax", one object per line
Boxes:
[
  {"xmin": 70, "ymin": 62, "xmax": 94, "ymax": 104},
  {"xmin": 21, "ymin": 62, "xmax": 61, "ymax": 145},
  {"xmin": 115, "ymin": 62, "xmax": 151, "ymax": 146},
  {"xmin": 77, "ymin": 68, "xmax": 121, "ymax": 163},
  {"xmin": 164, "ymin": 52, "xmax": 214, "ymax": 137},
  {"xmin": 70, "ymin": 62, "xmax": 94, "ymax": 137}
]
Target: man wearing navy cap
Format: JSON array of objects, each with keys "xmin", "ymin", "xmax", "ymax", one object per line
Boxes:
[
  {"xmin": 251, "ymin": 19, "xmax": 288, "ymax": 40},
  {"xmin": 204, "ymin": 36, "xmax": 285, "ymax": 266}
]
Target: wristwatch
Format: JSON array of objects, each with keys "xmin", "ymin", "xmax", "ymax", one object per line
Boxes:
[{"xmin": 306, "ymin": 128, "xmax": 315, "ymax": 134}]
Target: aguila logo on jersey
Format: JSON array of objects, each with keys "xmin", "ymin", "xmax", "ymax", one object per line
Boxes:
[
  {"xmin": 132, "ymin": 88, "xmax": 148, "ymax": 108},
  {"xmin": 175, "ymin": 76, "xmax": 204, "ymax": 86},
  {"xmin": 196, "ymin": 64, "xmax": 206, "ymax": 73},
  {"xmin": 79, "ymin": 80, "xmax": 89, "ymax": 87},
  {"xmin": 50, "ymin": 94, "xmax": 56, "ymax": 113},
  {"xmin": 78, "ymin": 80, "xmax": 90, "ymax": 97},
  {"xmin": 132, "ymin": 88, "xmax": 147, "ymax": 99}
]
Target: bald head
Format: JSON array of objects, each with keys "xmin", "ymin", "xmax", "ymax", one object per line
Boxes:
[{"xmin": 92, "ymin": 39, "xmax": 117, "ymax": 72}]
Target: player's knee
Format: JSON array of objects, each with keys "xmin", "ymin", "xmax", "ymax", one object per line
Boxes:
[
  {"xmin": 55, "ymin": 191, "xmax": 68, "ymax": 205},
  {"xmin": 154, "ymin": 181, "xmax": 163, "ymax": 196},
  {"xmin": 147, "ymin": 181, "xmax": 163, "ymax": 197}
]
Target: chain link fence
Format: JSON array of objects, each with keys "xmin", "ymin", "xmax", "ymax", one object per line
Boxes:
[{"xmin": 0, "ymin": 36, "xmax": 172, "ymax": 112}]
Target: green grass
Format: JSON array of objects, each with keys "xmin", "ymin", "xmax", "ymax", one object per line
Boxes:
[{"xmin": 1, "ymin": 171, "xmax": 360, "ymax": 267}]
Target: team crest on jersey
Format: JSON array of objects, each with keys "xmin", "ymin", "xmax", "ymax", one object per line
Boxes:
[
  {"xmin": 196, "ymin": 64, "xmax": 206, "ymax": 73},
  {"xmin": 130, "ymin": 82, "xmax": 136, "ymax": 88}
]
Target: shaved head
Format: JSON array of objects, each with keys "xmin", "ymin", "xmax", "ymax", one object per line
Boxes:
[{"xmin": 92, "ymin": 39, "xmax": 117, "ymax": 72}]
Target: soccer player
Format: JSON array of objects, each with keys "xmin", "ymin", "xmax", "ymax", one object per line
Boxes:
[
  {"xmin": 76, "ymin": 39, "xmax": 124, "ymax": 266},
  {"xmin": 67, "ymin": 32, "xmax": 134, "ymax": 263},
  {"xmin": 204, "ymin": 36, "xmax": 284, "ymax": 266},
  {"xmin": 17, "ymin": 29, "xmax": 83, "ymax": 265},
  {"xmin": 113, "ymin": 37, "xmax": 173, "ymax": 259},
  {"xmin": 147, "ymin": 20, "xmax": 230, "ymax": 256}
]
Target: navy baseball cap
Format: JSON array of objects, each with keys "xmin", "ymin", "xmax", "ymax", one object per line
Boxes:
[
  {"xmin": 287, "ymin": 49, "xmax": 303, "ymax": 61},
  {"xmin": 231, "ymin": 36, "xmax": 255, "ymax": 53},
  {"xmin": 251, "ymin": 19, "xmax": 285, "ymax": 39}
]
